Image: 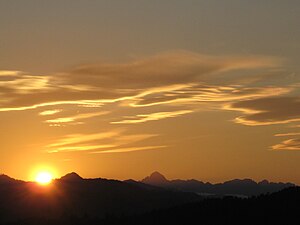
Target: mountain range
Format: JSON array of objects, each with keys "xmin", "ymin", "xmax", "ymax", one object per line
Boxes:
[
  {"xmin": 0, "ymin": 172, "xmax": 199, "ymax": 224},
  {"xmin": 140, "ymin": 171, "xmax": 295, "ymax": 197},
  {"xmin": 0, "ymin": 172, "xmax": 296, "ymax": 224}
]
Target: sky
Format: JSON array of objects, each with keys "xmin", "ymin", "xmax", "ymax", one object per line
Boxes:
[{"xmin": 0, "ymin": 0, "xmax": 300, "ymax": 183}]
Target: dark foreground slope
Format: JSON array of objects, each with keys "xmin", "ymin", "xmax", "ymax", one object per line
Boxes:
[
  {"xmin": 105, "ymin": 186, "xmax": 300, "ymax": 225},
  {"xmin": 3, "ymin": 186, "xmax": 300, "ymax": 225},
  {"xmin": 0, "ymin": 173, "xmax": 199, "ymax": 224}
]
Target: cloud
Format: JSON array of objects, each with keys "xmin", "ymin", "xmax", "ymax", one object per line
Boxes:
[
  {"xmin": 61, "ymin": 51, "xmax": 279, "ymax": 89},
  {"xmin": 45, "ymin": 131, "xmax": 159, "ymax": 153},
  {"xmin": 91, "ymin": 145, "xmax": 166, "ymax": 154},
  {"xmin": 112, "ymin": 110, "xmax": 193, "ymax": 124},
  {"xmin": 131, "ymin": 85, "xmax": 289, "ymax": 107},
  {"xmin": 0, "ymin": 71, "xmax": 51, "ymax": 94},
  {"xmin": 46, "ymin": 131, "xmax": 120, "ymax": 149},
  {"xmin": 0, "ymin": 52, "xmax": 292, "ymax": 154},
  {"xmin": 272, "ymin": 138, "xmax": 300, "ymax": 151},
  {"xmin": 225, "ymin": 96, "xmax": 300, "ymax": 126},
  {"xmin": 0, "ymin": 70, "xmax": 20, "ymax": 76},
  {"xmin": 0, "ymin": 51, "xmax": 280, "ymax": 112},
  {"xmin": 45, "ymin": 111, "xmax": 109, "ymax": 125},
  {"xmin": 274, "ymin": 132, "xmax": 300, "ymax": 137},
  {"xmin": 39, "ymin": 109, "xmax": 62, "ymax": 116}
]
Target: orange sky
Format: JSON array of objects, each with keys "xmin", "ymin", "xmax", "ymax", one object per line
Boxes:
[{"xmin": 0, "ymin": 1, "xmax": 300, "ymax": 183}]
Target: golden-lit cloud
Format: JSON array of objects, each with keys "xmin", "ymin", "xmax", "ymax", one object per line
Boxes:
[
  {"xmin": 272, "ymin": 138, "xmax": 300, "ymax": 151},
  {"xmin": 45, "ymin": 111, "xmax": 109, "ymax": 125},
  {"xmin": 0, "ymin": 51, "xmax": 292, "ymax": 156},
  {"xmin": 225, "ymin": 96, "xmax": 300, "ymax": 126},
  {"xmin": 39, "ymin": 109, "xmax": 62, "ymax": 116},
  {"xmin": 274, "ymin": 133, "xmax": 300, "ymax": 137},
  {"xmin": 46, "ymin": 131, "xmax": 120, "ymax": 149},
  {"xmin": 112, "ymin": 110, "xmax": 193, "ymax": 124},
  {"xmin": 45, "ymin": 131, "xmax": 158, "ymax": 154},
  {"xmin": 131, "ymin": 85, "xmax": 290, "ymax": 107},
  {"xmin": 92, "ymin": 145, "xmax": 166, "ymax": 154},
  {"xmin": 0, "ymin": 70, "xmax": 20, "ymax": 76},
  {"xmin": 0, "ymin": 51, "xmax": 280, "ymax": 112},
  {"xmin": 0, "ymin": 72, "xmax": 51, "ymax": 94}
]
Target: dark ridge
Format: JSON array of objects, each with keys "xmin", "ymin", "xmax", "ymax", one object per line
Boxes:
[
  {"xmin": 59, "ymin": 172, "xmax": 83, "ymax": 181},
  {"xmin": 104, "ymin": 186, "xmax": 300, "ymax": 225},
  {"xmin": 0, "ymin": 172, "xmax": 200, "ymax": 224},
  {"xmin": 124, "ymin": 179, "xmax": 163, "ymax": 191},
  {"xmin": 142, "ymin": 171, "xmax": 169, "ymax": 185},
  {"xmin": 141, "ymin": 172, "xmax": 295, "ymax": 196},
  {"xmin": 0, "ymin": 172, "xmax": 298, "ymax": 225},
  {"xmin": 0, "ymin": 174, "xmax": 21, "ymax": 184}
]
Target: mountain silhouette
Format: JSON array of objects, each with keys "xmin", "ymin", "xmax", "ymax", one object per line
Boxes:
[
  {"xmin": 59, "ymin": 172, "xmax": 83, "ymax": 181},
  {"xmin": 141, "ymin": 172, "xmax": 295, "ymax": 196},
  {"xmin": 0, "ymin": 173, "xmax": 199, "ymax": 224},
  {"xmin": 0, "ymin": 172, "xmax": 297, "ymax": 225},
  {"xmin": 0, "ymin": 174, "xmax": 19, "ymax": 184},
  {"xmin": 142, "ymin": 171, "xmax": 169, "ymax": 185}
]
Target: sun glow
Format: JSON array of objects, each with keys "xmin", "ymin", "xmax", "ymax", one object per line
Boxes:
[{"xmin": 35, "ymin": 171, "xmax": 53, "ymax": 185}]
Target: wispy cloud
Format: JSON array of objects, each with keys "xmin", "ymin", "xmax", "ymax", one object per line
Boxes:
[
  {"xmin": 0, "ymin": 70, "xmax": 20, "ymax": 76},
  {"xmin": 274, "ymin": 132, "xmax": 300, "ymax": 137},
  {"xmin": 46, "ymin": 131, "xmax": 120, "ymax": 149},
  {"xmin": 0, "ymin": 51, "xmax": 281, "ymax": 113},
  {"xmin": 1, "ymin": 51, "xmax": 293, "ymax": 155},
  {"xmin": 225, "ymin": 96, "xmax": 300, "ymax": 126},
  {"xmin": 272, "ymin": 138, "xmax": 300, "ymax": 151},
  {"xmin": 45, "ymin": 111, "xmax": 108, "ymax": 125},
  {"xmin": 112, "ymin": 110, "xmax": 193, "ymax": 124},
  {"xmin": 39, "ymin": 109, "xmax": 62, "ymax": 116},
  {"xmin": 131, "ymin": 85, "xmax": 290, "ymax": 108},
  {"xmin": 45, "ymin": 131, "xmax": 159, "ymax": 154},
  {"xmin": 92, "ymin": 145, "xmax": 166, "ymax": 154}
]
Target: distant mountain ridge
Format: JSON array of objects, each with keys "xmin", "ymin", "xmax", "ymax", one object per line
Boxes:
[
  {"xmin": 59, "ymin": 172, "xmax": 83, "ymax": 181},
  {"xmin": 141, "ymin": 171, "xmax": 295, "ymax": 197}
]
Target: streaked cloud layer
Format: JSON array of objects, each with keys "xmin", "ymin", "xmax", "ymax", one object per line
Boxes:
[
  {"xmin": 45, "ymin": 131, "xmax": 160, "ymax": 154},
  {"xmin": 225, "ymin": 96, "xmax": 300, "ymax": 126},
  {"xmin": 272, "ymin": 138, "xmax": 300, "ymax": 151},
  {"xmin": 0, "ymin": 52, "xmax": 281, "ymax": 111},
  {"xmin": 1, "ymin": 51, "xmax": 298, "ymax": 155},
  {"xmin": 112, "ymin": 110, "xmax": 193, "ymax": 124}
]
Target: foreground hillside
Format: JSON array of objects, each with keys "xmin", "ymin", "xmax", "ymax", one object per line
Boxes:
[
  {"xmin": 0, "ymin": 173, "xmax": 199, "ymax": 224},
  {"xmin": 0, "ymin": 173, "xmax": 297, "ymax": 225},
  {"xmin": 2, "ymin": 186, "xmax": 299, "ymax": 225},
  {"xmin": 102, "ymin": 186, "xmax": 300, "ymax": 225}
]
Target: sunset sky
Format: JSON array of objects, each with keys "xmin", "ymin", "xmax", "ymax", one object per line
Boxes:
[{"xmin": 1, "ymin": 1, "xmax": 300, "ymax": 183}]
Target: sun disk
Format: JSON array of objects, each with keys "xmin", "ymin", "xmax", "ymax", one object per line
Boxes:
[{"xmin": 35, "ymin": 172, "xmax": 53, "ymax": 185}]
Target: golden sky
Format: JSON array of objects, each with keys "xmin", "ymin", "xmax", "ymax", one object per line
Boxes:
[{"xmin": 0, "ymin": 1, "xmax": 300, "ymax": 183}]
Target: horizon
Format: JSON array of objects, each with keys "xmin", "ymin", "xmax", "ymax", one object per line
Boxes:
[
  {"xmin": 1, "ymin": 171, "xmax": 298, "ymax": 185},
  {"xmin": 1, "ymin": 1, "xmax": 300, "ymax": 184}
]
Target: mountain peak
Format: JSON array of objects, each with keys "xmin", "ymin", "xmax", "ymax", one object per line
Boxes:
[
  {"xmin": 0, "ymin": 174, "xmax": 16, "ymax": 183},
  {"xmin": 259, "ymin": 179, "xmax": 270, "ymax": 185},
  {"xmin": 142, "ymin": 171, "xmax": 169, "ymax": 185},
  {"xmin": 60, "ymin": 172, "xmax": 83, "ymax": 181}
]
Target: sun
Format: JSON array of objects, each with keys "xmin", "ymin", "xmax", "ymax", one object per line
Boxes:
[{"xmin": 35, "ymin": 171, "xmax": 53, "ymax": 185}]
